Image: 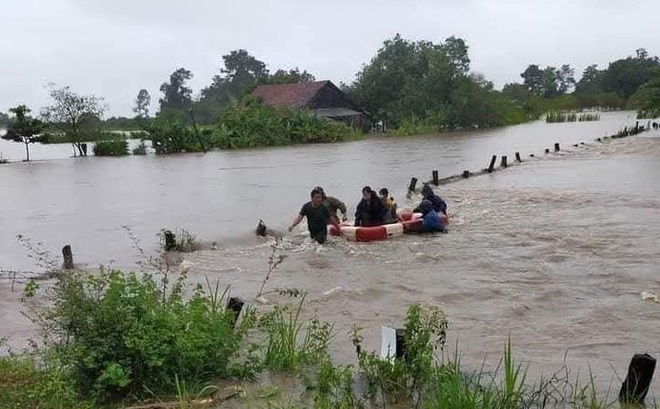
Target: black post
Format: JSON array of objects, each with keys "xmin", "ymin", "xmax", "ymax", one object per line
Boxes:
[
  {"xmin": 432, "ymin": 170, "xmax": 439, "ymax": 186},
  {"xmin": 163, "ymin": 230, "xmax": 176, "ymax": 251},
  {"xmin": 545, "ymin": 148, "xmax": 550, "ymax": 154},
  {"xmin": 395, "ymin": 328, "xmax": 406, "ymax": 359},
  {"xmin": 619, "ymin": 353, "xmax": 656, "ymax": 406},
  {"xmin": 487, "ymin": 155, "xmax": 497, "ymax": 173},
  {"xmin": 554, "ymin": 143, "xmax": 560, "ymax": 152},
  {"xmin": 62, "ymin": 245, "xmax": 74, "ymax": 270},
  {"xmin": 515, "ymin": 152, "xmax": 521, "ymax": 163},
  {"xmin": 408, "ymin": 177, "xmax": 418, "ymax": 192},
  {"xmin": 256, "ymin": 220, "xmax": 267, "ymax": 236},
  {"xmin": 227, "ymin": 297, "xmax": 245, "ymax": 329},
  {"xmin": 81, "ymin": 143, "xmax": 88, "ymax": 156},
  {"xmin": 500, "ymin": 155, "xmax": 508, "ymax": 168},
  {"xmin": 462, "ymin": 170, "xmax": 470, "ymax": 178},
  {"xmin": 596, "ymin": 137, "xmax": 602, "ymax": 142}
]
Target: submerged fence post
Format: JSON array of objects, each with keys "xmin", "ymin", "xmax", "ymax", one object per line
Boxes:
[
  {"xmin": 163, "ymin": 230, "xmax": 176, "ymax": 251},
  {"xmin": 554, "ymin": 143, "xmax": 560, "ymax": 152},
  {"xmin": 408, "ymin": 177, "xmax": 418, "ymax": 192},
  {"xmin": 462, "ymin": 170, "xmax": 470, "ymax": 178},
  {"xmin": 545, "ymin": 148, "xmax": 550, "ymax": 154},
  {"xmin": 515, "ymin": 152, "xmax": 521, "ymax": 163},
  {"xmin": 500, "ymin": 155, "xmax": 508, "ymax": 168},
  {"xmin": 432, "ymin": 170, "xmax": 439, "ymax": 186},
  {"xmin": 619, "ymin": 353, "xmax": 656, "ymax": 406},
  {"xmin": 62, "ymin": 245, "xmax": 74, "ymax": 269},
  {"xmin": 227, "ymin": 297, "xmax": 245, "ymax": 329},
  {"xmin": 487, "ymin": 155, "xmax": 497, "ymax": 173}
]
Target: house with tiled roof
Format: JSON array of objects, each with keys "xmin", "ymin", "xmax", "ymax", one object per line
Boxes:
[{"xmin": 251, "ymin": 81, "xmax": 369, "ymax": 131}]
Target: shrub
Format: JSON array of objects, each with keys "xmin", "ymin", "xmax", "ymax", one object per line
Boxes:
[
  {"xmin": 93, "ymin": 139, "xmax": 128, "ymax": 156},
  {"xmin": 158, "ymin": 228, "xmax": 202, "ymax": 252},
  {"xmin": 259, "ymin": 295, "xmax": 333, "ymax": 372},
  {"xmin": 38, "ymin": 269, "xmax": 248, "ymax": 403},
  {"xmin": 212, "ymin": 97, "xmax": 362, "ymax": 149}
]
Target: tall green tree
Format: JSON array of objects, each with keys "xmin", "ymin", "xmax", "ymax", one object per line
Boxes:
[
  {"xmin": 41, "ymin": 85, "xmax": 106, "ymax": 157},
  {"xmin": 133, "ymin": 89, "xmax": 151, "ymax": 119},
  {"xmin": 521, "ymin": 64, "xmax": 544, "ymax": 96},
  {"xmin": 159, "ymin": 68, "xmax": 193, "ymax": 113},
  {"xmin": 1, "ymin": 105, "xmax": 44, "ymax": 161},
  {"xmin": 196, "ymin": 50, "xmax": 269, "ymax": 123},
  {"xmin": 630, "ymin": 68, "xmax": 660, "ymax": 118},
  {"xmin": 600, "ymin": 48, "xmax": 660, "ymax": 99},
  {"xmin": 261, "ymin": 68, "xmax": 316, "ymax": 85},
  {"xmin": 0, "ymin": 112, "xmax": 9, "ymax": 126}
]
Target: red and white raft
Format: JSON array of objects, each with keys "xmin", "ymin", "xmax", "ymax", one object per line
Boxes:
[{"xmin": 328, "ymin": 211, "xmax": 422, "ymax": 242}]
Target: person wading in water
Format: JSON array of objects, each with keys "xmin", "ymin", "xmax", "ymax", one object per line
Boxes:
[{"xmin": 289, "ymin": 187, "xmax": 338, "ymax": 244}]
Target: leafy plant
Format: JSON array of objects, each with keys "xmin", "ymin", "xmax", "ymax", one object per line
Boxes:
[
  {"xmin": 158, "ymin": 228, "xmax": 201, "ymax": 253},
  {"xmin": 32, "ymin": 268, "xmax": 248, "ymax": 403},
  {"xmin": 93, "ymin": 139, "xmax": 128, "ymax": 156},
  {"xmin": 259, "ymin": 295, "xmax": 333, "ymax": 372},
  {"xmin": 352, "ymin": 304, "xmax": 448, "ymax": 406}
]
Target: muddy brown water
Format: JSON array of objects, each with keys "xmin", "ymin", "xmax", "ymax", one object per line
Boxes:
[{"xmin": 1, "ymin": 111, "xmax": 660, "ymax": 401}]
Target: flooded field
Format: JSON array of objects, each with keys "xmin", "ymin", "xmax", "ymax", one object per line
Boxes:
[{"xmin": 1, "ymin": 111, "xmax": 659, "ymax": 400}]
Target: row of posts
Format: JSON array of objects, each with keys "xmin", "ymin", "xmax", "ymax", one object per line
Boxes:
[{"xmin": 409, "ymin": 141, "xmax": 569, "ymax": 192}]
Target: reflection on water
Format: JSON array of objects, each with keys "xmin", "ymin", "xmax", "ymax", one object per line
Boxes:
[{"xmin": 1, "ymin": 112, "xmax": 659, "ymax": 399}]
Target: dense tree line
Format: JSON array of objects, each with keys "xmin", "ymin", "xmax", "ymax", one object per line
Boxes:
[
  {"xmin": 3, "ymin": 39, "xmax": 660, "ymax": 158},
  {"xmin": 504, "ymin": 48, "xmax": 660, "ymax": 116}
]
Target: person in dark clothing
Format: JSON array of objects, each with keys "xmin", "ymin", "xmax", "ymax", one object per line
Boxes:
[
  {"xmin": 289, "ymin": 188, "xmax": 338, "ymax": 244},
  {"xmin": 378, "ymin": 188, "xmax": 398, "ymax": 222},
  {"xmin": 408, "ymin": 200, "xmax": 445, "ymax": 234},
  {"xmin": 315, "ymin": 186, "xmax": 348, "ymax": 222},
  {"xmin": 355, "ymin": 186, "xmax": 388, "ymax": 227},
  {"xmin": 414, "ymin": 184, "xmax": 448, "ymax": 224}
]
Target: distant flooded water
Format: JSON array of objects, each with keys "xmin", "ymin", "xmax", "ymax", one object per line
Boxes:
[{"xmin": 2, "ymin": 111, "xmax": 660, "ymax": 399}]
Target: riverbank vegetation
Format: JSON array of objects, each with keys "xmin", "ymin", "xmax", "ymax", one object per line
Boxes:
[
  {"xmin": 545, "ymin": 111, "xmax": 601, "ymax": 123},
  {"xmin": 2, "ymin": 239, "xmax": 656, "ymax": 408},
  {"xmin": 3, "ymin": 41, "xmax": 660, "ymax": 157}
]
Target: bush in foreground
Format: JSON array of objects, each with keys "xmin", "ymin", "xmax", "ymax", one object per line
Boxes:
[{"xmin": 31, "ymin": 269, "xmax": 250, "ymax": 403}]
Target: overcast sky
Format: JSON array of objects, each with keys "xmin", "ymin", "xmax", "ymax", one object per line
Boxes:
[{"xmin": 1, "ymin": 0, "xmax": 658, "ymax": 117}]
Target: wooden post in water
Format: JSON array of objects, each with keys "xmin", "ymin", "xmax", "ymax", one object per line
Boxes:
[
  {"xmin": 500, "ymin": 155, "xmax": 508, "ymax": 168},
  {"xmin": 487, "ymin": 155, "xmax": 497, "ymax": 173},
  {"xmin": 619, "ymin": 353, "xmax": 656, "ymax": 406},
  {"xmin": 515, "ymin": 152, "xmax": 521, "ymax": 163},
  {"xmin": 554, "ymin": 143, "xmax": 560, "ymax": 152},
  {"xmin": 62, "ymin": 245, "xmax": 74, "ymax": 269},
  {"xmin": 163, "ymin": 230, "xmax": 176, "ymax": 251},
  {"xmin": 432, "ymin": 170, "xmax": 439, "ymax": 186},
  {"xmin": 395, "ymin": 328, "xmax": 406, "ymax": 359},
  {"xmin": 408, "ymin": 177, "xmax": 418, "ymax": 192},
  {"xmin": 462, "ymin": 170, "xmax": 470, "ymax": 178},
  {"xmin": 545, "ymin": 148, "xmax": 550, "ymax": 154},
  {"xmin": 596, "ymin": 137, "xmax": 602, "ymax": 142},
  {"xmin": 227, "ymin": 297, "xmax": 245, "ymax": 329}
]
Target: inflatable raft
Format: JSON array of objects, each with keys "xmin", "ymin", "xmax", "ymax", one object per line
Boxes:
[{"xmin": 328, "ymin": 211, "xmax": 423, "ymax": 242}]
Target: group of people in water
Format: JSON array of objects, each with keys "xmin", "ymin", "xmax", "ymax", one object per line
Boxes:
[{"xmin": 288, "ymin": 184, "xmax": 448, "ymax": 244}]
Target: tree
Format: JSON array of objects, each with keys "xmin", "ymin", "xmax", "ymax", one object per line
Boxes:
[
  {"xmin": 557, "ymin": 64, "xmax": 576, "ymax": 94},
  {"xmin": 630, "ymin": 68, "xmax": 660, "ymax": 118},
  {"xmin": 261, "ymin": 68, "xmax": 316, "ymax": 85},
  {"xmin": 521, "ymin": 64, "xmax": 544, "ymax": 96},
  {"xmin": 601, "ymin": 50, "xmax": 660, "ymax": 99},
  {"xmin": 41, "ymin": 85, "xmax": 105, "ymax": 157},
  {"xmin": 576, "ymin": 64, "xmax": 603, "ymax": 94},
  {"xmin": 159, "ymin": 68, "xmax": 193, "ymax": 113},
  {"xmin": 0, "ymin": 112, "xmax": 9, "ymax": 126},
  {"xmin": 196, "ymin": 50, "xmax": 269, "ymax": 123},
  {"xmin": 1, "ymin": 105, "xmax": 44, "ymax": 161},
  {"xmin": 133, "ymin": 89, "xmax": 151, "ymax": 119}
]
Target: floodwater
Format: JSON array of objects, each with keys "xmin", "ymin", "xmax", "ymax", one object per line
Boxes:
[{"xmin": 2, "ymin": 111, "xmax": 660, "ymax": 400}]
